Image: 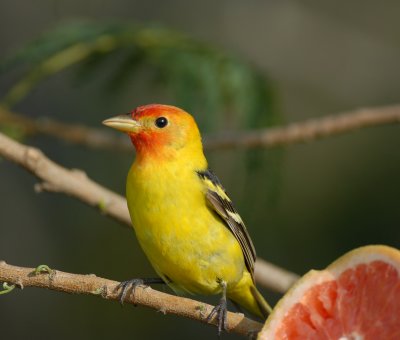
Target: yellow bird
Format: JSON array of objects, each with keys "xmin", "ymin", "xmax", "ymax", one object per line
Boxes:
[{"xmin": 103, "ymin": 104, "xmax": 270, "ymax": 333}]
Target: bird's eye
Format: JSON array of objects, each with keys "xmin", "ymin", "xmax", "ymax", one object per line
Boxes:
[{"xmin": 155, "ymin": 117, "xmax": 168, "ymax": 128}]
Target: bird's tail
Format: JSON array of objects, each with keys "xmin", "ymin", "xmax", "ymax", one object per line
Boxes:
[{"xmin": 228, "ymin": 271, "xmax": 272, "ymax": 319}]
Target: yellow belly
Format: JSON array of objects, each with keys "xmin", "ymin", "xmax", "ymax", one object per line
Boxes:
[{"xmin": 126, "ymin": 163, "xmax": 245, "ymax": 295}]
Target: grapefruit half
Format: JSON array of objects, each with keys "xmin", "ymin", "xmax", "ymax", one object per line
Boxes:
[{"xmin": 259, "ymin": 245, "xmax": 400, "ymax": 340}]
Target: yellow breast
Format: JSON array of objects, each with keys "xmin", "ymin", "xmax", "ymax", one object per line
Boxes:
[{"xmin": 126, "ymin": 160, "xmax": 245, "ymax": 295}]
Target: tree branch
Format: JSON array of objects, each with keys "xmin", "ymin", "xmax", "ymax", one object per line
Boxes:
[
  {"xmin": 0, "ymin": 131, "xmax": 299, "ymax": 292},
  {"xmin": 1, "ymin": 104, "xmax": 400, "ymax": 151},
  {"xmin": 0, "ymin": 261, "xmax": 261, "ymax": 337},
  {"xmin": 0, "ymin": 106, "xmax": 131, "ymax": 152},
  {"xmin": 254, "ymin": 258, "xmax": 299, "ymax": 294},
  {"xmin": 205, "ymin": 104, "xmax": 400, "ymax": 149},
  {"xmin": 0, "ymin": 131, "xmax": 130, "ymax": 225}
]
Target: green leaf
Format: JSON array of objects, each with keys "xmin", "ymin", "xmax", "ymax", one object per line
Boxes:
[{"xmin": 0, "ymin": 21, "xmax": 277, "ymax": 131}]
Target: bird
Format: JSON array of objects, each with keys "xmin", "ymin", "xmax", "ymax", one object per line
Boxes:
[{"xmin": 102, "ymin": 104, "xmax": 271, "ymax": 333}]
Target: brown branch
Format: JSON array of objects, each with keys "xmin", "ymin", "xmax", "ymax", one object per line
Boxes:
[
  {"xmin": 204, "ymin": 104, "xmax": 400, "ymax": 149},
  {"xmin": 0, "ymin": 131, "xmax": 299, "ymax": 292},
  {"xmin": 1, "ymin": 104, "xmax": 400, "ymax": 151},
  {"xmin": 0, "ymin": 261, "xmax": 261, "ymax": 337},
  {"xmin": 255, "ymin": 258, "xmax": 299, "ymax": 293},
  {"xmin": 0, "ymin": 131, "xmax": 130, "ymax": 225},
  {"xmin": 0, "ymin": 107, "xmax": 131, "ymax": 152}
]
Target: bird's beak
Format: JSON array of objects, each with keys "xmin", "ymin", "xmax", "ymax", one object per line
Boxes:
[{"xmin": 102, "ymin": 114, "xmax": 141, "ymax": 134}]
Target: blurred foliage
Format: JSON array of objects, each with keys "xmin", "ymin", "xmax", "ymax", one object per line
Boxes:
[
  {"xmin": 0, "ymin": 123, "xmax": 26, "ymax": 142},
  {"xmin": 0, "ymin": 21, "xmax": 278, "ymax": 132},
  {"xmin": 0, "ymin": 20, "xmax": 283, "ymax": 206}
]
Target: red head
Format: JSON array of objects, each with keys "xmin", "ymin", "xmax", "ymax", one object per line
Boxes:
[{"xmin": 103, "ymin": 104, "xmax": 203, "ymax": 162}]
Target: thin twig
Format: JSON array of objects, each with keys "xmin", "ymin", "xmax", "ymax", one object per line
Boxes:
[
  {"xmin": 204, "ymin": 104, "xmax": 400, "ymax": 149},
  {"xmin": 0, "ymin": 107, "xmax": 131, "ymax": 151},
  {"xmin": 0, "ymin": 131, "xmax": 299, "ymax": 292},
  {"xmin": 1, "ymin": 104, "xmax": 400, "ymax": 151},
  {"xmin": 0, "ymin": 261, "xmax": 262, "ymax": 337}
]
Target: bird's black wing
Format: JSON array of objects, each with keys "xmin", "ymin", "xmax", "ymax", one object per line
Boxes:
[{"xmin": 197, "ymin": 169, "xmax": 256, "ymax": 279}]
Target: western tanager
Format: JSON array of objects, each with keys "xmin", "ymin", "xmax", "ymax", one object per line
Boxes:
[{"xmin": 103, "ymin": 104, "xmax": 270, "ymax": 333}]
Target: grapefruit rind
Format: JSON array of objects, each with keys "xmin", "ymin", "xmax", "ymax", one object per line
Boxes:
[
  {"xmin": 326, "ymin": 245, "xmax": 400, "ymax": 277},
  {"xmin": 258, "ymin": 245, "xmax": 400, "ymax": 339}
]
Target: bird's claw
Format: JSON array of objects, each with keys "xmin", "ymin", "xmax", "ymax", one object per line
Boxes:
[
  {"xmin": 116, "ymin": 278, "xmax": 145, "ymax": 305},
  {"xmin": 207, "ymin": 297, "xmax": 228, "ymax": 336}
]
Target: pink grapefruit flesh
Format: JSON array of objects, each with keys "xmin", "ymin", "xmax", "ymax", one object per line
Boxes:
[{"xmin": 259, "ymin": 245, "xmax": 400, "ymax": 340}]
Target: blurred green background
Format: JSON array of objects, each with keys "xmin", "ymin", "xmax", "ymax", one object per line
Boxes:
[{"xmin": 1, "ymin": 1, "xmax": 400, "ymax": 339}]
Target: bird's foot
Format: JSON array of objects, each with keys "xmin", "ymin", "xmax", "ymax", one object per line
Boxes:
[
  {"xmin": 207, "ymin": 296, "xmax": 228, "ymax": 336},
  {"xmin": 116, "ymin": 277, "xmax": 164, "ymax": 305}
]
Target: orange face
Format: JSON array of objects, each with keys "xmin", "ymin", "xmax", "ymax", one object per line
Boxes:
[{"xmin": 103, "ymin": 104, "xmax": 201, "ymax": 161}]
